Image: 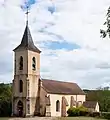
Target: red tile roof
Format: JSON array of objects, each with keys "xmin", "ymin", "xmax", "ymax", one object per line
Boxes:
[{"xmin": 42, "ymin": 79, "xmax": 85, "ymax": 95}]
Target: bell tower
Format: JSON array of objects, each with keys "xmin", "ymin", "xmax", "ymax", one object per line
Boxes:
[{"xmin": 12, "ymin": 17, "xmax": 41, "ymax": 116}]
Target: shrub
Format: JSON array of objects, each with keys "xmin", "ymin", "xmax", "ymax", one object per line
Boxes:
[
  {"xmin": 67, "ymin": 107, "xmax": 74, "ymax": 116},
  {"xmin": 78, "ymin": 106, "xmax": 89, "ymax": 116},
  {"xmin": 89, "ymin": 112, "xmax": 100, "ymax": 117},
  {"xmin": 67, "ymin": 107, "xmax": 80, "ymax": 116},
  {"xmin": 79, "ymin": 106, "xmax": 88, "ymax": 111},
  {"xmin": 93, "ymin": 112, "xmax": 100, "ymax": 117},
  {"xmin": 67, "ymin": 106, "xmax": 89, "ymax": 117},
  {"xmin": 101, "ymin": 112, "xmax": 110, "ymax": 120},
  {"xmin": 80, "ymin": 111, "xmax": 89, "ymax": 116}
]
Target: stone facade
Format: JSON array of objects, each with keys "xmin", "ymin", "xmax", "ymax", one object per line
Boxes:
[{"xmin": 12, "ymin": 49, "xmax": 40, "ymax": 116}]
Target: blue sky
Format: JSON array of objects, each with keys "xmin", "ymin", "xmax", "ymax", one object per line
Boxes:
[
  {"xmin": 23, "ymin": 0, "xmax": 56, "ymax": 14},
  {"xmin": 28, "ymin": 0, "xmax": 36, "ymax": 5},
  {"xmin": 44, "ymin": 41, "xmax": 80, "ymax": 50},
  {"xmin": 21, "ymin": 0, "xmax": 36, "ymax": 9},
  {"xmin": 26, "ymin": 0, "xmax": 36, "ymax": 6}
]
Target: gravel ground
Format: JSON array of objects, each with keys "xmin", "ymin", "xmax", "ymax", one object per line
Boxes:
[{"xmin": 8, "ymin": 117, "xmax": 57, "ymax": 120}]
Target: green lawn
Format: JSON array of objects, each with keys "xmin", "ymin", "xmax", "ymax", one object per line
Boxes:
[
  {"xmin": 56, "ymin": 117, "xmax": 106, "ymax": 120},
  {"xmin": 0, "ymin": 118, "xmax": 10, "ymax": 120}
]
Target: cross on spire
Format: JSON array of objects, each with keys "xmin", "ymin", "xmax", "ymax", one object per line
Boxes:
[{"xmin": 25, "ymin": 5, "xmax": 29, "ymax": 25}]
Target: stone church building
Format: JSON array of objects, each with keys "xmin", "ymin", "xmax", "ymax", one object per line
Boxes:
[{"xmin": 12, "ymin": 22, "xmax": 98, "ymax": 117}]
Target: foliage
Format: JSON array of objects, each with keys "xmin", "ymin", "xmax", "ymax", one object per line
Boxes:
[
  {"xmin": 100, "ymin": 7, "xmax": 110, "ymax": 38},
  {"xmin": 67, "ymin": 106, "xmax": 101, "ymax": 118},
  {"xmin": 0, "ymin": 83, "xmax": 12, "ymax": 117},
  {"xmin": 101, "ymin": 112, "xmax": 110, "ymax": 120},
  {"xmin": 67, "ymin": 107, "xmax": 78, "ymax": 116},
  {"xmin": 67, "ymin": 106, "xmax": 88, "ymax": 117},
  {"xmin": 89, "ymin": 112, "xmax": 101, "ymax": 117},
  {"xmin": 84, "ymin": 89, "xmax": 110, "ymax": 112}
]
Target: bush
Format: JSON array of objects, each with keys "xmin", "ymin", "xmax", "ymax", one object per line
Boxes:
[
  {"xmin": 80, "ymin": 111, "xmax": 89, "ymax": 116},
  {"xmin": 93, "ymin": 112, "xmax": 100, "ymax": 117},
  {"xmin": 89, "ymin": 112, "xmax": 100, "ymax": 117},
  {"xmin": 67, "ymin": 106, "xmax": 88, "ymax": 117},
  {"xmin": 101, "ymin": 112, "xmax": 110, "ymax": 120},
  {"xmin": 67, "ymin": 107, "xmax": 80, "ymax": 116},
  {"xmin": 79, "ymin": 106, "xmax": 89, "ymax": 116},
  {"xmin": 67, "ymin": 107, "xmax": 73, "ymax": 116}
]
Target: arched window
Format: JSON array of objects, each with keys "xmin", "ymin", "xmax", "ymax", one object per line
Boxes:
[
  {"xmin": 19, "ymin": 56, "xmax": 23, "ymax": 70},
  {"xmin": 32, "ymin": 57, "xmax": 36, "ymax": 70},
  {"xmin": 56, "ymin": 100, "xmax": 60, "ymax": 112},
  {"xmin": 17, "ymin": 100, "xmax": 23, "ymax": 109},
  {"xmin": 19, "ymin": 80, "xmax": 23, "ymax": 93}
]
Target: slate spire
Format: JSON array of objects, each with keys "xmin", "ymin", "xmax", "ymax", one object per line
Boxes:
[{"xmin": 13, "ymin": 7, "xmax": 41, "ymax": 53}]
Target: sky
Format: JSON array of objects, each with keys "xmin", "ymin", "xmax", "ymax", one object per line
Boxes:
[{"xmin": 0, "ymin": 0, "xmax": 110, "ymax": 89}]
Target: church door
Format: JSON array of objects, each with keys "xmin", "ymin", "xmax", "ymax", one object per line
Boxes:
[{"xmin": 17, "ymin": 100, "xmax": 23, "ymax": 117}]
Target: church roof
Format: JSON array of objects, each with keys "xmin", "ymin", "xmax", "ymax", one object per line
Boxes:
[
  {"xmin": 42, "ymin": 79, "xmax": 85, "ymax": 95},
  {"xmin": 13, "ymin": 24, "xmax": 41, "ymax": 53}
]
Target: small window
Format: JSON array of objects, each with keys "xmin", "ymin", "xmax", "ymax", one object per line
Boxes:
[
  {"xmin": 19, "ymin": 56, "xmax": 23, "ymax": 70},
  {"xmin": 56, "ymin": 100, "xmax": 60, "ymax": 112},
  {"xmin": 19, "ymin": 80, "xmax": 23, "ymax": 93},
  {"xmin": 32, "ymin": 57, "xmax": 36, "ymax": 70}
]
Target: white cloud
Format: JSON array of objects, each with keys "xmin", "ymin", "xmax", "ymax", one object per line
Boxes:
[{"xmin": 1, "ymin": 0, "xmax": 110, "ymax": 89}]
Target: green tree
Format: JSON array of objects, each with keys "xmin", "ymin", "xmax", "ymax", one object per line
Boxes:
[
  {"xmin": 100, "ymin": 7, "xmax": 110, "ymax": 38},
  {"xmin": 0, "ymin": 83, "xmax": 12, "ymax": 117}
]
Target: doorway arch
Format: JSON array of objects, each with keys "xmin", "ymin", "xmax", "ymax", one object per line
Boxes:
[{"xmin": 17, "ymin": 100, "xmax": 23, "ymax": 117}]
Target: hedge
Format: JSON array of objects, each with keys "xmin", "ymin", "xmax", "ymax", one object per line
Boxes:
[
  {"xmin": 67, "ymin": 106, "xmax": 101, "ymax": 118},
  {"xmin": 67, "ymin": 106, "xmax": 88, "ymax": 117}
]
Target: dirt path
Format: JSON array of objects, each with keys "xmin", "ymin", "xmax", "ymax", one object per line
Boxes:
[{"xmin": 9, "ymin": 117, "xmax": 57, "ymax": 120}]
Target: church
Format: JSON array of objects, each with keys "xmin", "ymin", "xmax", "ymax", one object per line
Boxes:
[{"xmin": 12, "ymin": 21, "xmax": 99, "ymax": 117}]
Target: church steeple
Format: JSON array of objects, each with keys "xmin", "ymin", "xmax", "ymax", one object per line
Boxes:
[
  {"xmin": 12, "ymin": 4, "xmax": 41, "ymax": 117},
  {"xmin": 13, "ymin": 6, "xmax": 41, "ymax": 53},
  {"xmin": 13, "ymin": 24, "xmax": 41, "ymax": 53}
]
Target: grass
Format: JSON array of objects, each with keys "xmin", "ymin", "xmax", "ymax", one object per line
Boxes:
[
  {"xmin": 0, "ymin": 118, "xmax": 10, "ymax": 120},
  {"xmin": 56, "ymin": 117, "xmax": 106, "ymax": 120}
]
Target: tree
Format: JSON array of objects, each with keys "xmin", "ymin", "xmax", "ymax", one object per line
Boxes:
[
  {"xmin": 100, "ymin": 7, "xmax": 110, "ymax": 38},
  {"xmin": 0, "ymin": 83, "xmax": 12, "ymax": 117}
]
